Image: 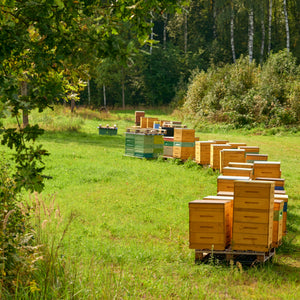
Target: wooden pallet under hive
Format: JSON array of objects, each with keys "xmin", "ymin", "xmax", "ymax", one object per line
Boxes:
[
  {"xmin": 189, "ymin": 199, "xmax": 233, "ymax": 251},
  {"xmin": 232, "ymin": 180, "xmax": 275, "ymax": 252}
]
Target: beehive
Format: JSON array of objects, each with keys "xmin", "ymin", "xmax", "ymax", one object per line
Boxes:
[
  {"xmin": 228, "ymin": 162, "xmax": 254, "ymax": 169},
  {"xmin": 134, "ymin": 134, "xmax": 154, "ymax": 158},
  {"xmin": 227, "ymin": 142, "xmax": 247, "ymax": 149},
  {"xmin": 246, "ymin": 154, "xmax": 268, "ymax": 163},
  {"xmin": 222, "ymin": 167, "xmax": 253, "ymax": 178},
  {"xmin": 220, "ymin": 149, "xmax": 246, "ymax": 173},
  {"xmin": 173, "ymin": 146, "xmax": 195, "ymax": 160},
  {"xmin": 274, "ymin": 194, "xmax": 288, "ymax": 236},
  {"xmin": 163, "ymin": 136, "xmax": 174, "ymax": 157},
  {"xmin": 273, "ymin": 200, "xmax": 284, "ymax": 247},
  {"xmin": 203, "ymin": 195, "xmax": 234, "ymax": 201},
  {"xmin": 195, "ymin": 140, "xmax": 216, "ymax": 165},
  {"xmin": 217, "ymin": 175, "xmax": 250, "ymax": 194},
  {"xmin": 125, "ymin": 132, "xmax": 135, "ymax": 156},
  {"xmin": 210, "ymin": 144, "xmax": 232, "ymax": 170},
  {"xmin": 232, "ymin": 180, "xmax": 274, "ymax": 252},
  {"xmin": 140, "ymin": 117, "xmax": 148, "ymax": 128},
  {"xmin": 135, "ymin": 111, "xmax": 145, "ymax": 125},
  {"xmin": 253, "ymin": 161, "xmax": 281, "ymax": 179},
  {"xmin": 153, "ymin": 134, "xmax": 164, "ymax": 158},
  {"xmin": 146, "ymin": 117, "xmax": 159, "ymax": 128},
  {"xmin": 189, "ymin": 199, "xmax": 233, "ymax": 250},
  {"xmin": 213, "ymin": 140, "xmax": 229, "ymax": 144},
  {"xmin": 238, "ymin": 146, "xmax": 260, "ymax": 155},
  {"xmin": 173, "ymin": 128, "xmax": 195, "ymax": 142}
]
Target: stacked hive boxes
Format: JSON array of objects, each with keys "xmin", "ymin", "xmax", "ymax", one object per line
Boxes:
[
  {"xmin": 246, "ymin": 153, "xmax": 268, "ymax": 163},
  {"xmin": 153, "ymin": 134, "xmax": 164, "ymax": 158},
  {"xmin": 134, "ymin": 134, "xmax": 154, "ymax": 158},
  {"xmin": 275, "ymin": 194, "xmax": 288, "ymax": 235},
  {"xmin": 163, "ymin": 136, "xmax": 174, "ymax": 157},
  {"xmin": 195, "ymin": 140, "xmax": 216, "ymax": 165},
  {"xmin": 220, "ymin": 149, "xmax": 246, "ymax": 173},
  {"xmin": 125, "ymin": 132, "xmax": 135, "ymax": 156},
  {"xmin": 222, "ymin": 167, "xmax": 253, "ymax": 178},
  {"xmin": 189, "ymin": 199, "xmax": 232, "ymax": 250},
  {"xmin": 232, "ymin": 181, "xmax": 274, "ymax": 252},
  {"xmin": 135, "ymin": 111, "xmax": 145, "ymax": 126},
  {"xmin": 253, "ymin": 161, "xmax": 281, "ymax": 179},
  {"xmin": 210, "ymin": 144, "xmax": 232, "ymax": 170},
  {"xmin": 173, "ymin": 128, "xmax": 195, "ymax": 160}
]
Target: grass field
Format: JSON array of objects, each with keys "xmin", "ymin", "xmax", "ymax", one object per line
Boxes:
[{"xmin": 2, "ymin": 106, "xmax": 300, "ymax": 299}]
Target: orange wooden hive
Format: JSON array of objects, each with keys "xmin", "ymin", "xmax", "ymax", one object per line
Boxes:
[
  {"xmin": 246, "ymin": 153, "xmax": 268, "ymax": 163},
  {"xmin": 228, "ymin": 162, "xmax": 254, "ymax": 169},
  {"xmin": 222, "ymin": 167, "xmax": 253, "ymax": 178},
  {"xmin": 217, "ymin": 175, "xmax": 250, "ymax": 194},
  {"xmin": 232, "ymin": 180, "xmax": 275, "ymax": 252},
  {"xmin": 238, "ymin": 146, "xmax": 260, "ymax": 155},
  {"xmin": 220, "ymin": 149, "xmax": 246, "ymax": 173},
  {"xmin": 253, "ymin": 161, "xmax": 281, "ymax": 179},
  {"xmin": 210, "ymin": 144, "xmax": 232, "ymax": 170},
  {"xmin": 189, "ymin": 199, "xmax": 233, "ymax": 251},
  {"xmin": 195, "ymin": 140, "xmax": 216, "ymax": 165}
]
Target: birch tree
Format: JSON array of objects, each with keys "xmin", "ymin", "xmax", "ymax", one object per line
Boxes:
[
  {"xmin": 268, "ymin": 0, "xmax": 273, "ymax": 54},
  {"xmin": 283, "ymin": 0, "xmax": 290, "ymax": 52}
]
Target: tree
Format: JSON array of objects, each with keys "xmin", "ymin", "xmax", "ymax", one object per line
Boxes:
[{"xmin": 0, "ymin": 0, "xmax": 185, "ymax": 192}]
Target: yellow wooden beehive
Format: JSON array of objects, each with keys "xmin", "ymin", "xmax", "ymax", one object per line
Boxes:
[
  {"xmin": 217, "ymin": 175, "xmax": 250, "ymax": 194},
  {"xmin": 173, "ymin": 128, "xmax": 195, "ymax": 142},
  {"xmin": 220, "ymin": 149, "xmax": 246, "ymax": 173},
  {"xmin": 140, "ymin": 117, "xmax": 148, "ymax": 128},
  {"xmin": 246, "ymin": 153, "xmax": 268, "ymax": 163},
  {"xmin": 195, "ymin": 140, "xmax": 216, "ymax": 165},
  {"xmin": 232, "ymin": 180, "xmax": 274, "ymax": 252},
  {"xmin": 253, "ymin": 161, "xmax": 281, "ymax": 179},
  {"xmin": 222, "ymin": 167, "xmax": 253, "ymax": 178},
  {"xmin": 227, "ymin": 142, "xmax": 247, "ymax": 149},
  {"xmin": 228, "ymin": 162, "xmax": 254, "ymax": 169},
  {"xmin": 213, "ymin": 140, "xmax": 229, "ymax": 144},
  {"xmin": 189, "ymin": 199, "xmax": 233, "ymax": 250},
  {"xmin": 272, "ymin": 200, "xmax": 284, "ymax": 247},
  {"xmin": 146, "ymin": 117, "xmax": 159, "ymax": 128},
  {"xmin": 238, "ymin": 146, "xmax": 260, "ymax": 154},
  {"xmin": 210, "ymin": 144, "xmax": 232, "ymax": 170}
]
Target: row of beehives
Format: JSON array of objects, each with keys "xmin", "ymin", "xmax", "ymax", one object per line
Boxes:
[{"xmin": 189, "ymin": 134, "xmax": 287, "ymax": 253}]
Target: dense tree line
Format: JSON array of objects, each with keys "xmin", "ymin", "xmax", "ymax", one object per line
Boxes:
[{"xmin": 79, "ymin": 0, "xmax": 300, "ymax": 108}]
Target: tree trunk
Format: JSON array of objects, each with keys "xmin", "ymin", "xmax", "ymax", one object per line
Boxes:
[
  {"xmin": 260, "ymin": 19, "xmax": 265, "ymax": 64},
  {"xmin": 21, "ymin": 81, "xmax": 29, "ymax": 128},
  {"xmin": 103, "ymin": 84, "xmax": 106, "ymax": 108},
  {"xmin": 71, "ymin": 99, "xmax": 75, "ymax": 113},
  {"xmin": 150, "ymin": 14, "xmax": 154, "ymax": 54},
  {"xmin": 283, "ymin": 0, "xmax": 290, "ymax": 52},
  {"xmin": 163, "ymin": 13, "xmax": 167, "ymax": 50},
  {"xmin": 122, "ymin": 67, "xmax": 125, "ymax": 109},
  {"xmin": 87, "ymin": 79, "xmax": 91, "ymax": 106},
  {"xmin": 184, "ymin": 10, "xmax": 188, "ymax": 54},
  {"xmin": 230, "ymin": 3, "xmax": 236, "ymax": 63},
  {"xmin": 248, "ymin": 7, "xmax": 254, "ymax": 63},
  {"xmin": 268, "ymin": 0, "xmax": 272, "ymax": 54},
  {"xmin": 212, "ymin": 0, "xmax": 217, "ymax": 39}
]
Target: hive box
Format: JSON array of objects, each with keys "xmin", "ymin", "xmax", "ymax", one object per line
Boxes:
[
  {"xmin": 238, "ymin": 146, "xmax": 260, "ymax": 154},
  {"xmin": 173, "ymin": 128, "xmax": 195, "ymax": 142},
  {"xmin": 232, "ymin": 180, "xmax": 275, "ymax": 252},
  {"xmin": 228, "ymin": 162, "xmax": 254, "ymax": 169},
  {"xmin": 210, "ymin": 144, "xmax": 232, "ymax": 170},
  {"xmin": 220, "ymin": 149, "xmax": 246, "ymax": 173},
  {"xmin": 189, "ymin": 199, "xmax": 233, "ymax": 250},
  {"xmin": 253, "ymin": 161, "xmax": 281, "ymax": 179},
  {"xmin": 195, "ymin": 140, "xmax": 216, "ymax": 165},
  {"xmin": 222, "ymin": 167, "xmax": 253, "ymax": 178},
  {"xmin": 217, "ymin": 175, "xmax": 250, "ymax": 194},
  {"xmin": 135, "ymin": 111, "xmax": 145, "ymax": 125},
  {"xmin": 173, "ymin": 146, "xmax": 195, "ymax": 160},
  {"xmin": 246, "ymin": 153, "xmax": 268, "ymax": 163},
  {"xmin": 227, "ymin": 142, "xmax": 247, "ymax": 149},
  {"xmin": 273, "ymin": 200, "xmax": 284, "ymax": 247}
]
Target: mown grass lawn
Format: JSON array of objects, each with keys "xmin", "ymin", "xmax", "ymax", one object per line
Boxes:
[{"xmin": 2, "ymin": 106, "xmax": 300, "ymax": 298}]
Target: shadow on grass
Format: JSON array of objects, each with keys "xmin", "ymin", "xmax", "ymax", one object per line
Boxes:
[{"xmin": 41, "ymin": 130, "xmax": 125, "ymax": 150}]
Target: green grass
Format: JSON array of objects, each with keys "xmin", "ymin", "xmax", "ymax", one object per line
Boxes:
[{"xmin": 2, "ymin": 106, "xmax": 300, "ymax": 298}]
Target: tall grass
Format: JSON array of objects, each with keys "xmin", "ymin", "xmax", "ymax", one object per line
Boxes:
[{"xmin": 1, "ymin": 106, "xmax": 300, "ymax": 298}]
